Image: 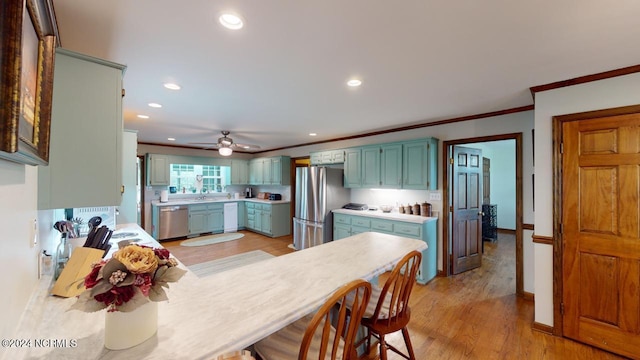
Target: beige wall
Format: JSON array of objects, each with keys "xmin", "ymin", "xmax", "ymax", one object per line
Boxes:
[{"xmin": 533, "ymin": 72, "xmax": 640, "ymax": 326}]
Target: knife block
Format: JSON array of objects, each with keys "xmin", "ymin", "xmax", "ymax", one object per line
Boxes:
[{"xmin": 51, "ymin": 247, "xmax": 105, "ymax": 298}]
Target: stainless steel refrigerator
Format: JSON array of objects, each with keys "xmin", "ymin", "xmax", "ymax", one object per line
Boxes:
[{"xmin": 293, "ymin": 167, "xmax": 350, "ymax": 250}]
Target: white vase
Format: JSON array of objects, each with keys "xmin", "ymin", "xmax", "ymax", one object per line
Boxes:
[{"xmin": 104, "ymin": 301, "xmax": 158, "ymax": 350}]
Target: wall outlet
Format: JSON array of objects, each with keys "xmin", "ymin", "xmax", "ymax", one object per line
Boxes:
[{"xmin": 429, "ymin": 191, "xmax": 442, "ymax": 201}]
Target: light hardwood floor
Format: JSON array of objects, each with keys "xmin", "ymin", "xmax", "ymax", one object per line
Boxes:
[{"xmin": 163, "ymin": 231, "xmax": 627, "ymax": 359}]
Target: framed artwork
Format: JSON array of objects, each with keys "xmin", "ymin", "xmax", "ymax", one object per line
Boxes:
[{"xmin": 0, "ymin": 0, "xmax": 58, "ymax": 165}]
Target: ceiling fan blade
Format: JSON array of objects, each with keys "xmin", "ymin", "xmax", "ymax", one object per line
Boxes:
[{"xmin": 233, "ymin": 143, "xmax": 261, "ymax": 150}]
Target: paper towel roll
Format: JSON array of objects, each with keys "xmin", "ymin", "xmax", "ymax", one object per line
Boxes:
[{"xmin": 160, "ymin": 190, "xmax": 169, "ymax": 202}]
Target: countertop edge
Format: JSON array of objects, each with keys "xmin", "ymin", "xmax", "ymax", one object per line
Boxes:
[{"xmin": 332, "ymin": 208, "xmax": 438, "ymax": 224}]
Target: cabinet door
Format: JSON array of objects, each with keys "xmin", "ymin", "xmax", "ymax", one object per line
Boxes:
[
  {"xmin": 402, "ymin": 141, "xmax": 429, "ymax": 190},
  {"xmin": 333, "ymin": 225, "xmax": 351, "ymax": 240},
  {"xmin": 231, "ymin": 160, "xmax": 249, "ymax": 185},
  {"xmin": 361, "ymin": 146, "xmax": 381, "ymax": 188},
  {"xmin": 426, "ymin": 138, "xmax": 439, "ymax": 190},
  {"xmin": 332, "ymin": 150, "xmax": 345, "ymax": 163},
  {"xmin": 254, "ymin": 208, "xmax": 263, "ymax": 231},
  {"xmin": 38, "ymin": 49, "xmax": 125, "ymax": 209},
  {"xmin": 344, "ymin": 148, "xmax": 362, "ymax": 188},
  {"xmin": 270, "ymin": 158, "xmax": 282, "ymax": 185},
  {"xmin": 261, "ymin": 209, "xmax": 272, "ymax": 234},
  {"xmin": 148, "ymin": 154, "xmax": 170, "ymax": 186},
  {"xmin": 189, "ymin": 212, "xmax": 207, "ymax": 235},
  {"xmin": 208, "ymin": 208, "xmax": 224, "ymax": 232},
  {"xmin": 381, "ymin": 144, "xmax": 403, "ymax": 188},
  {"xmin": 249, "ymin": 159, "xmax": 263, "ymax": 184}
]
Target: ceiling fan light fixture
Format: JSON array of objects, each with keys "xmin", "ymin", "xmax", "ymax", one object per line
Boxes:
[{"xmin": 218, "ymin": 146, "xmax": 233, "ymax": 156}]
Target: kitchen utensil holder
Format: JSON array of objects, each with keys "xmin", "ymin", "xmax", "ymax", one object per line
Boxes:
[{"xmin": 53, "ymin": 234, "xmax": 73, "ymax": 280}]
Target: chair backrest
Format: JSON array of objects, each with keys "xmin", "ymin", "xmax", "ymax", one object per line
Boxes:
[
  {"xmin": 299, "ymin": 279, "xmax": 372, "ymax": 360},
  {"xmin": 370, "ymin": 250, "xmax": 422, "ymax": 330}
]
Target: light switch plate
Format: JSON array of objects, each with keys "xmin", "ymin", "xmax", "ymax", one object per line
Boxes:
[{"xmin": 429, "ymin": 192, "xmax": 442, "ymax": 201}]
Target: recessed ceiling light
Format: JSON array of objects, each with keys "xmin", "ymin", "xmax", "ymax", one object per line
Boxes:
[
  {"xmin": 167, "ymin": 137, "xmax": 175, "ymax": 141},
  {"xmin": 219, "ymin": 13, "xmax": 244, "ymax": 30},
  {"xmin": 137, "ymin": 114, "xmax": 149, "ymax": 119},
  {"xmin": 309, "ymin": 133, "xmax": 317, "ymax": 136},
  {"xmin": 163, "ymin": 83, "xmax": 181, "ymax": 90},
  {"xmin": 148, "ymin": 103, "xmax": 162, "ymax": 108},
  {"xmin": 347, "ymin": 79, "xmax": 362, "ymax": 87}
]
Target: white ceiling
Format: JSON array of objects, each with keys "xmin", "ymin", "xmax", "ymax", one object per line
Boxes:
[{"xmin": 52, "ymin": 0, "xmax": 640, "ymax": 153}]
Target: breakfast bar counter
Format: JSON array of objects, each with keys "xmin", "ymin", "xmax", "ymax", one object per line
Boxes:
[{"xmin": 7, "ymin": 225, "xmax": 426, "ymax": 360}]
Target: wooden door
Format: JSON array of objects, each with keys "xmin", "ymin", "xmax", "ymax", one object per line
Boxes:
[
  {"xmin": 452, "ymin": 146, "xmax": 483, "ymax": 274},
  {"xmin": 562, "ymin": 114, "xmax": 640, "ymax": 358},
  {"xmin": 483, "ymin": 157, "xmax": 491, "ymax": 205}
]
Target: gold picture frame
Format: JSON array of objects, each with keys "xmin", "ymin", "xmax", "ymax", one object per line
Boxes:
[{"xmin": 0, "ymin": 0, "xmax": 58, "ymax": 165}]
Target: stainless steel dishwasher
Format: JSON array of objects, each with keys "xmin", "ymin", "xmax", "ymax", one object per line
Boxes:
[{"xmin": 158, "ymin": 205, "xmax": 189, "ymax": 240}]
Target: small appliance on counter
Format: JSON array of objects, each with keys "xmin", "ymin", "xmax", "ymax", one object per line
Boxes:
[
  {"xmin": 169, "ymin": 186, "xmax": 177, "ymax": 194},
  {"xmin": 342, "ymin": 203, "xmax": 369, "ymax": 211},
  {"xmin": 268, "ymin": 193, "xmax": 282, "ymax": 200},
  {"xmin": 245, "ymin": 187, "xmax": 253, "ymax": 198},
  {"xmin": 160, "ymin": 190, "xmax": 169, "ymax": 202}
]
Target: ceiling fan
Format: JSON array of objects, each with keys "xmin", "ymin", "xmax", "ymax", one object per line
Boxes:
[{"xmin": 190, "ymin": 131, "xmax": 260, "ymax": 156}]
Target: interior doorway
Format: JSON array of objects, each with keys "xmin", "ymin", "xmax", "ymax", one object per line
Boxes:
[{"xmin": 443, "ymin": 133, "xmax": 524, "ymax": 297}]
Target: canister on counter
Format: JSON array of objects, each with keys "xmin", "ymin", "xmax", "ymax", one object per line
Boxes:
[
  {"xmin": 412, "ymin": 203, "xmax": 421, "ymax": 216},
  {"xmin": 421, "ymin": 202, "xmax": 432, "ymax": 217},
  {"xmin": 404, "ymin": 205, "xmax": 413, "ymax": 214}
]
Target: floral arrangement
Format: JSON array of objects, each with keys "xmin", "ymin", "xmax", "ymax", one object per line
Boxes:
[{"xmin": 71, "ymin": 244, "xmax": 187, "ymax": 312}]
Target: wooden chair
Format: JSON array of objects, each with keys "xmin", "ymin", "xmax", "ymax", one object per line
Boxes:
[
  {"xmin": 254, "ymin": 279, "xmax": 372, "ymax": 360},
  {"xmin": 359, "ymin": 250, "xmax": 422, "ymax": 360}
]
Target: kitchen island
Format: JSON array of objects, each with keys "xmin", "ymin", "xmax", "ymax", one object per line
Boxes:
[{"xmin": 7, "ymin": 224, "xmax": 426, "ymax": 360}]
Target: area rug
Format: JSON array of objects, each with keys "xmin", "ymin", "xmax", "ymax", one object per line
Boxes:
[
  {"xmin": 188, "ymin": 250, "xmax": 275, "ymax": 278},
  {"xmin": 180, "ymin": 232, "xmax": 245, "ymax": 247}
]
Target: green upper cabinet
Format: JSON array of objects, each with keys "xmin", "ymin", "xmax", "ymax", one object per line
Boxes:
[
  {"xmin": 248, "ymin": 156, "xmax": 290, "ymax": 185},
  {"xmin": 343, "ymin": 148, "xmax": 362, "ymax": 188},
  {"xmin": 361, "ymin": 146, "xmax": 381, "ymax": 187},
  {"xmin": 231, "ymin": 159, "xmax": 249, "ymax": 185},
  {"xmin": 38, "ymin": 49, "xmax": 126, "ymax": 209},
  {"xmin": 403, "ymin": 138, "xmax": 438, "ymax": 190},
  {"xmin": 343, "ymin": 137, "xmax": 439, "ymax": 190},
  {"xmin": 147, "ymin": 153, "xmax": 170, "ymax": 186},
  {"xmin": 381, "ymin": 143, "xmax": 403, "ymax": 188},
  {"xmin": 310, "ymin": 149, "xmax": 345, "ymax": 165}
]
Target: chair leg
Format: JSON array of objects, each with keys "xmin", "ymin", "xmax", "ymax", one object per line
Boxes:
[
  {"xmin": 401, "ymin": 327, "xmax": 416, "ymax": 360},
  {"xmin": 379, "ymin": 335, "xmax": 388, "ymax": 360}
]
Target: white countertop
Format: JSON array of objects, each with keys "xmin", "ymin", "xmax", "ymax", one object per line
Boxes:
[
  {"xmin": 152, "ymin": 198, "xmax": 290, "ymax": 206},
  {"xmin": 333, "ymin": 208, "xmax": 438, "ymax": 224},
  {"xmin": 7, "ymin": 225, "xmax": 426, "ymax": 360}
]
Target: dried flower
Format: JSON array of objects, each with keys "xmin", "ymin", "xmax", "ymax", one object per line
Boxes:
[{"xmin": 71, "ymin": 244, "xmax": 186, "ymax": 313}]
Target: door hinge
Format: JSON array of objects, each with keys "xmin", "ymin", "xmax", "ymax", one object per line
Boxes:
[
  {"xmin": 560, "ymin": 302, "xmax": 565, "ymax": 315},
  {"xmin": 449, "ymin": 158, "xmax": 454, "ymax": 164},
  {"xmin": 121, "ymin": 88, "xmax": 126, "ymax": 97},
  {"xmin": 380, "ymin": 148, "xmax": 383, "ymax": 154},
  {"xmin": 427, "ymin": 143, "xmax": 430, "ymax": 151},
  {"xmin": 560, "ymin": 142, "xmax": 563, "ymax": 154},
  {"xmin": 559, "ymin": 223, "xmax": 563, "ymax": 234},
  {"xmin": 449, "ymin": 206, "xmax": 453, "ymax": 212}
]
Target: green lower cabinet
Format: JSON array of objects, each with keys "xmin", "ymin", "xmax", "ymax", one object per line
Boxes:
[
  {"xmin": 244, "ymin": 202, "xmax": 290, "ymax": 237},
  {"xmin": 333, "ymin": 212, "xmax": 437, "ymax": 284},
  {"xmin": 189, "ymin": 203, "xmax": 224, "ymax": 235}
]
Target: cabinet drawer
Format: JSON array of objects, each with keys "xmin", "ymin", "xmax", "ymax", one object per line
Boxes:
[
  {"xmin": 261, "ymin": 204, "xmax": 271, "ymax": 213},
  {"xmin": 208, "ymin": 203, "xmax": 223, "ymax": 211},
  {"xmin": 334, "ymin": 214, "xmax": 351, "ymax": 225},
  {"xmin": 246, "ymin": 213, "xmax": 255, "ymax": 221},
  {"xmin": 246, "ymin": 208, "xmax": 255, "ymax": 215},
  {"xmin": 246, "ymin": 202, "xmax": 255, "ymax": 209},
  {"xmin": 351, "ymin": 226, "xmax": 370, "ymax": 235},
  {"xmin": 394, "ymin": 223, "xmax": 421, "ymax": 238},
  {"xmin": 189, "ymin": 204, "xmax": 208, "ymax": 212},
  {"xmin": 372, "ymin": 220, "xmax": 393, "ymax": 232},
  {"xmin": 352, "ymin": 217, "xmax": 371, "ymax": 228}
]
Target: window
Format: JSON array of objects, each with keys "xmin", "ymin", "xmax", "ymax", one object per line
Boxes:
[{"xmin": 170, "ymin": 164, "xmax": 230, "ymax": 193}]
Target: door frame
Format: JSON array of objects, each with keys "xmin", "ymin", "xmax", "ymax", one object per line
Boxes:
[
  {"xmin": 551, "ymin": 104, "xmax": 640, "ymax": 336},
  {"xmin": 442, "ymin": 132, "xmax": 524, "ymax": 298}
]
